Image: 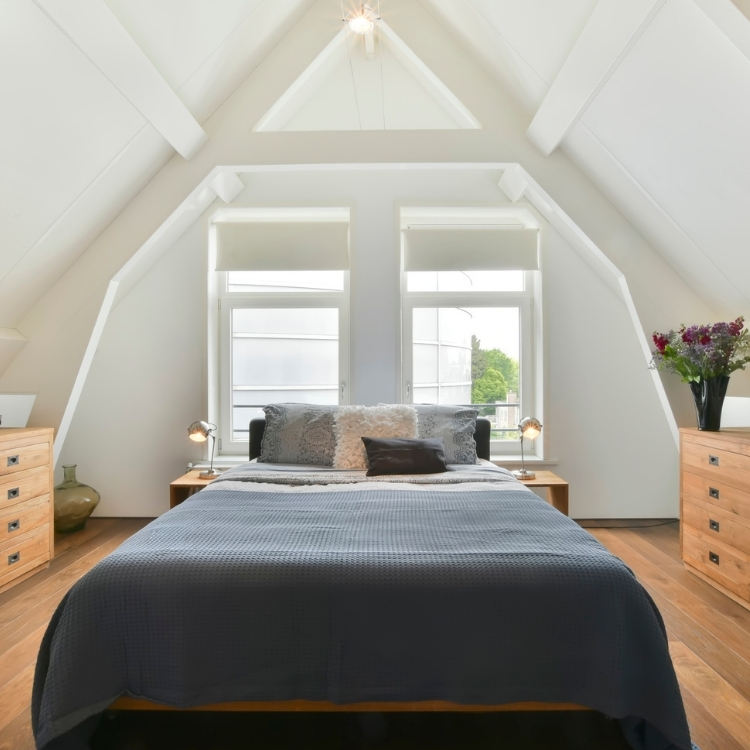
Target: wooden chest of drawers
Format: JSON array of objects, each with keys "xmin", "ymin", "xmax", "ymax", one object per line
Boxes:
[
  {"xmin": 680, "ymin": 428, "xmax": 750, "ymax": 609},
  {"xmin": 0, "ymin": 427, "xmax": 54, "ymax": 594}
]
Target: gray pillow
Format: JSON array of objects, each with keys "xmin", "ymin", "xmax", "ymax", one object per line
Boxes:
[
  {"xmin": 412, "ymin": 404, "xmax": 479, "ymax": 464},
  {"xmin": 258, "ymin": 404, "xmax": 337, "ymax": 466}
]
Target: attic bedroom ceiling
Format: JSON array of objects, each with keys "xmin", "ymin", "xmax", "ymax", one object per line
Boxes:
[
  {"xmin": 252, "ymin": 21, "xmax": 481, "ymax": 131},
  {"xmin": 1, "ymin": 0, "xmax": 749, "ymax": 391}
]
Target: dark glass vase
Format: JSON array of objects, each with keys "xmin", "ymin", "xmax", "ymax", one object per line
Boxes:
[{"xmin": 689, "ymin": 375, "xmax": 729, "ymax": 431}]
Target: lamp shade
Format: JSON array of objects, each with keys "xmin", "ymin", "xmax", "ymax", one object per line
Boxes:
[
  {"xmin": 519, "ymin": 417, "xmax": 542, "ymax": 440},
  {"xmin": 188, "ymin": 421, "xmax": 215, "ymax": 442}
]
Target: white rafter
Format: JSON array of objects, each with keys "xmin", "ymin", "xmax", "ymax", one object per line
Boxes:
[
  {"xmin": 526, "ymin": 0, "xmax": 667, "ymax": 156},
  {"xmin": 32, "ymin": 0, "xmax": 208, "ymax": 160}
]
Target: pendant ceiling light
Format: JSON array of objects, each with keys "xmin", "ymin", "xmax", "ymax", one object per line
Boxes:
[{"xmin": 345, "ymin": 3, "xmax": 378, "ymax": 34}]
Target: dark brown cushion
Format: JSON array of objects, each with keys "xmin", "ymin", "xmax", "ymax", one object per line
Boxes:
[{"xmin": 361, "ymin": 436, "xmax": 450, "ymax": 477}]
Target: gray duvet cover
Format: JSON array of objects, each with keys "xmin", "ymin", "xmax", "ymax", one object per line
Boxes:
[{"xmin": 32, "ymin": 464, "xmax": 691, "ymax": 750}]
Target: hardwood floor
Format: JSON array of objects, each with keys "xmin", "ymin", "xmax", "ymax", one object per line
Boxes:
[
  {"xmin": 1, "ymin": 518, "xmax": 748, "ymax": 749},
  {"xmin": 0, "ymin": 519, "xmax": 151, "ymax": 750}
]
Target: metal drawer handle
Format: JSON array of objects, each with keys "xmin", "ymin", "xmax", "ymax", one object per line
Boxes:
[
  {"xmin": 709, "ymin": 551, "xmax": 720, "ymax": 565},
  {"xmin": 8, "ymin": 551, "xmax": 20, "ymax": 565},
  {"xmin": 708, "ymin": 455, "xmax": 719, "ymax": 466},
  {"xmin": 7, "ymin": 487, "xmax": 19, "ymax": 500},
  {"xmin": 709, "ymin": 519, "xmax": 720, "ymax": 532},
  {"xmin": 6, "ymin": 455, "xmax": 19, "ymax": 467},
  {"xmin": 709, "ymin": 487, "xmax": 720, "ymax": 500},
  {"xmin": 7, "ymin": 518, "xmax": 20, "ymax": 532}
]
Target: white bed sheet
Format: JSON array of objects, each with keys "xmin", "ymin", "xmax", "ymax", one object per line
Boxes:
[{"xmin": 204, "ymin": 458, "xmax": 527, "ymax": 494}]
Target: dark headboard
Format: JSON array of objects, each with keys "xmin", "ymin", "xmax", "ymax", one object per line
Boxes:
[{"xmin": 249, "ymin": 417, "xmax": 492, "ymax": 462}]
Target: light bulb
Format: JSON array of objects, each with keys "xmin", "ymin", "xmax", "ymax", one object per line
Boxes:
[
  {"xmin": 346, "ymin": 5, "xmax": 377, "ymax": 34},
  {"xmin": 348, "ymin": 13, "xmax": 375, "ymax": 34},
  {"xmin": 518, "ymin": 417, "xmax": 542, "ymax": 440}
]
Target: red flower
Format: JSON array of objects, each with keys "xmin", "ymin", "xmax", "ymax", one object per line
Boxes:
[
  {"xmin": 653, "ymin": 334, "xmax": 669, "ymax": 353},
  {"xmin": 729, "ymin": 317, "xmax": 744, "ymax": 337},
  {"xmin": 700, "ymin": 334, "xmax": 711, "ymax": 345},
  {"xmin": 682, "ymin": 329, "xmax": 694, "ymax": 344}
]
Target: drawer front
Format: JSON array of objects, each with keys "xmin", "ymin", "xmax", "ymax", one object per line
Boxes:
[
  {"xmin": 0, "ymin": 442, "xmax": 49, "ymax": 478},
  {"xmin": 683, "ymin": 526, "xmax": 750, "ymax": 602},
  {"xmin": 683, "ymin": 498, "xmax": 750, "ymax": 557},
  {"xmin": 682, "ymin": 440, "xmax": 750, "ymax": 490},
  {"xmin": 0, "ymin": 466, "xmax": 49, "ymax": 513},
  {"xmin": 0, "ymin": 528, "xmax": 50, "ymax": 588},
  {"xmin": 0, "ymin": 496, "xmax": 49, "ymax": 550}
]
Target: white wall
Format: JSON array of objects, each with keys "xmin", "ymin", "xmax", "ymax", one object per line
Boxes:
[
  {"xmin": 6, "ymin": 0, "xmax": 718, "ymax": 519},
  {"xmin": 544, "ymin": 227, "xmax": 676, "ymax": 517},
  {"xmin": 57, "ymin": 219, "xmax": 208, "ymax": 517},
  {"xmin": 60, "ymin": 167, "xmax": 677, "ymax": 519}
]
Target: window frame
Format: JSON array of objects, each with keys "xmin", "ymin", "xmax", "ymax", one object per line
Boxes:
[
  {"xmin": 216, "ymin": 275, "xmax": 350, "ymax": 455},
  {"xmin": 401, "ymin": 275, "xmax": 540, "ymax": 457}
]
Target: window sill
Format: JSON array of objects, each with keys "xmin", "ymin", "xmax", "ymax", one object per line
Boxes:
[
  {"xmin": 188, "ymin": 457, "xmax": 247, "ymax": 472},
  {"xmin": 491, "ymin": 456, "xmax": 559, "ymax": 468}
]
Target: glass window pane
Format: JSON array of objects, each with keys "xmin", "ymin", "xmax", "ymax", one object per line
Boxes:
[
  {"xmin": 228, "ymin": 271, "xmax": 344, "ymax": 292},
  {"xmin": 231, "ymin": 308, "xmax": 339, "ymax": 440},
  {"xmin": 412, "ymin": 307, "xmax": 520, "ymax": 440},
  {"xmin": 407, "ymin": 270, "xmax": 523, "ymax": 292}
]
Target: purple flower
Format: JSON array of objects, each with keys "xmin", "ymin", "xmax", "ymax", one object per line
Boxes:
[{"xmin": 651, "ymin": 316, "xmax": 750, "ymax": 382}]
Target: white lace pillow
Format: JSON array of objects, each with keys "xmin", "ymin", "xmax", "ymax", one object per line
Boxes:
[{"xmin": 333, "ymin": 405, "xmax": 418, "ymax": 469}]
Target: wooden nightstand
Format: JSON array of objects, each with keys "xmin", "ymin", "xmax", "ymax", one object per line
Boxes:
[
  {"xmin": 170, "ymin": 470, "xmax": 217, "ymax": 508},
  {"xmin": 515, "ymin": 471, "xmax": 569, "ymax": 516}
]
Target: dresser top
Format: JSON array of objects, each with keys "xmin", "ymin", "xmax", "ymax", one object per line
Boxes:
[
  {"xmin": 680, "ymin": 427, "xmax": 750, "ymax": 450},
  {"xmin": 680, "ymin": 427, "xmax": 750, "ymax": 435},
  {"xmin": 0, "ymin": 427, "xmax": 53, "ymax": 438}
]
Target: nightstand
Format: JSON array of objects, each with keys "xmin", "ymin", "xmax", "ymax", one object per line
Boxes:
[
  {"xmin": 170, "ymin": 470, "xmax": 217, "ymax": 509},
  {"xmin": 515, "ymin": 470, "xmax": 569, "ymax": 516}
]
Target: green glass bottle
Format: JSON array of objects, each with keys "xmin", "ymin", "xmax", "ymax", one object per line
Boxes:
[{"xmin": 54, "ymin": 465, "xmax": 100, "ymax": 533}]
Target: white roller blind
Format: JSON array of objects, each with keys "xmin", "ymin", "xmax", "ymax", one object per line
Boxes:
[
  {"xmin": 216, "ymin": 222, "xmax": 349, "ymax": 271},
  {"xmin": 403, "ymin": 227, "xmax": 538, "ymax": 271}
]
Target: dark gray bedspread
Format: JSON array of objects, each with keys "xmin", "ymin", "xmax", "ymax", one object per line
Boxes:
[{"xmin": 33, "ymin": 487, "xmax": 691, "ymax": 750}]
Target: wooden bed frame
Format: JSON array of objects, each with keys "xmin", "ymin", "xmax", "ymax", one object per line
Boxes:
[
  {"xmin": 110, "ymin": 698, "xmax": 589, "ymax": 713},
  {"xmin": 111, "ymin": 417, "xmax": 589, "ymax": 716}
]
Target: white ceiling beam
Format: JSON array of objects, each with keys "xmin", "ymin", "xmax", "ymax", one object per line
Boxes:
[
  {"xmin": 32, "ymin": 0, "xmax": 208, "ymax": 160},
  {"xmin": 526, "ymin": 0, "xmax": 667, "ymax": 156},
  {"xmin": 210, "ymin": 172, "xmax": 245, "ymax": 204}
]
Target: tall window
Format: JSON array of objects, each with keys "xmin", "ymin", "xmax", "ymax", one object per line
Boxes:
[
  {"xmin": 214, "ymin": 215, "xmax": 350, "ymax": 454},
  {"xmin": 401, "ymin": 223, "xmax": 541, "ymax": 454}
]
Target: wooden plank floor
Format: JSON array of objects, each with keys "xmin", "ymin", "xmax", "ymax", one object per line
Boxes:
[{"xmin": 1, "ymin": 518, "xmax": 748, "ymax": 749}]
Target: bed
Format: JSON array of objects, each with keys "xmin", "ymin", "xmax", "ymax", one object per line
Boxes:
[{"xmin": 32, "ymin": 418, "xmax": 691, "ymax": 750}]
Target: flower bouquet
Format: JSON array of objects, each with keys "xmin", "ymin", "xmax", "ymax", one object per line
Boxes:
[{"xmin": 651, "ymin": 317, "xmax": 750, "ymax": 430}]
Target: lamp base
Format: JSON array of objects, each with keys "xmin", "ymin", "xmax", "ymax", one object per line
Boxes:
[
  {"xmin": 198, "ymin": 469, "xmax": 220, "ymax": 479},
  {"xmin": 512, "ymin": 469, "xmax": 536, "ymax": 480}
]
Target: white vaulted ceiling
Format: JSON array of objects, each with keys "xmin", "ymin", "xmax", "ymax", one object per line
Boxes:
[
  {"xmin": 421, "ymin": 0, "xmax": 750, "ymax": 315},
  {"xmin": 254, "ymin": 22, "xmax": 481, "ymax": 131},
  {"xmin": 0, "ymin": 0, "xmax": 315, "ymax": 330},
  {"xmin": 2, "ymin": 0, "xmax": 750, "ymax": 376}
]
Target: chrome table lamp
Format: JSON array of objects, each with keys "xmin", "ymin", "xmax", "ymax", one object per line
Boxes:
[
  {"xmin": 512, "ymin": 416, "xmax": 542, "ymax": 480},
  {"xmin": 188, "ymin": 421, "xmax": 219, "ymax": 478}
]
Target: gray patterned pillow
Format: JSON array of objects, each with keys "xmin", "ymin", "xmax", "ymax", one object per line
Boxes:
[
  {"xmin": 412, "ymin": 404, "xmax": 479, "ymax": 464},
  {"xmin": 258, "ymin": 404, "xmax": 337, "ymax": 466}
]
